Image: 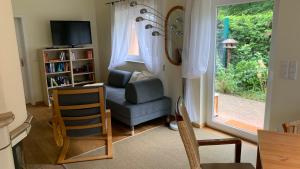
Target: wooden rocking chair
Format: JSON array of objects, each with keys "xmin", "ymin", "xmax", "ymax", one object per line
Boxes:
[
  {"xmin": 52, "ymin": 86, "xmax": 112, "ymax": 164},
  {"xmin": 282, "ymin": 120, "xmax": 300, "ymax": 134},
  {"xmin": 175, "ymin": 96, "xmax": 255, "ymax": 169}
]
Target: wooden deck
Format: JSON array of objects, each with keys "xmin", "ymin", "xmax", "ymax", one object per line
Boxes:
[{"xmin": 214, "ymin": 93, "xmax": 265, "ymax": 134}]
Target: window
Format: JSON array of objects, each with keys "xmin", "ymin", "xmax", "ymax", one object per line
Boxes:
[{"xmin": 127, "ymin": 22, "xmax": 143, "ymax": 62}]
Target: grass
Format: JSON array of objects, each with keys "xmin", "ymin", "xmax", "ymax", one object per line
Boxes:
[
  {"xmin": 235, "ymin": 90, "xmax": 266, "ymax": 102},
  {"xmin": 216, "ymin": 88, "xmax": 266, "ymax": 102}
]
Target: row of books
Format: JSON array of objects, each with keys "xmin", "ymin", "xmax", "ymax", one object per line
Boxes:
[
  {"xmin": 44, "ymin": 51, "xmax": 68, "ymax": 62},
  {"xmin": 47, "ymin": 76, "xmax": 70, "ymax": 88},
  {"xmin": 46, "ymin": 63, "xmax": 70, "ymax": 73},
  {"xmin": 70, "ymin": 50, "xmax": 93, "ymax": 60}
]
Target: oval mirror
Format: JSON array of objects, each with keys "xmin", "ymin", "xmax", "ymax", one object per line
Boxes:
[{"xmin": 165, "ymin": 6, "xmax": 184, "ymax": 66}]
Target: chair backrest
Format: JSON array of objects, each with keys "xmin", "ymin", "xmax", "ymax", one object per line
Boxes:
[
  {"xmin": 52, "ymin": 86, "xmax": 106, "ymax": 137},
  {"xmin": 175, "ymin": 97, "xmax": 202, "ymax": 169},
  {"xmin": 282, "ymin": 120, "xmax": 300, "ymax": 134}
]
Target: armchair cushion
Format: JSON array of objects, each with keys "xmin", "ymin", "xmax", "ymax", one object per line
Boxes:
[
  {"xmin": 125, "ymin": 78, "xmax": 164, "ymax": 104},
  {"xmin": 108, "ymin": 70, "xmax": 132, "ymax": 88}
]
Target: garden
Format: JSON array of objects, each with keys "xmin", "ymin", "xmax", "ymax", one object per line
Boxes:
[{"xmin": 215, "ymin": 1, "xmax": 274, "ymax": 102}]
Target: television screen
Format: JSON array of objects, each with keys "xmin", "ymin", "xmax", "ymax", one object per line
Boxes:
[{"xmin": 50, "ymin": 21, "xmax": 92, "ymax": 47}]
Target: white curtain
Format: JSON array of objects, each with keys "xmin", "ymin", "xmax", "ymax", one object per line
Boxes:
[
  {"xmin": 182, "ymin": 0, "xmax": 212, "ymax": 122},
  {"xmin": 109, "ymin": 0, "xmax": 163, "ymax": 74},
  {"xmin": 135, "ymin": 0, "xmax": 163, "ymax": 75},
  {"xmin": 108, "ymin": 2, "xmax": 132, "ymax": 69}
]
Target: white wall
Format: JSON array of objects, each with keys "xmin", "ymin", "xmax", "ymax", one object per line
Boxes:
[
  {"xmin": 162, "ymin": 0, "xmax": 184, "ymax": 113},
  {"xmin": 0, "ymin": 2, "xmax": 26, "ymax": 167},
  {"xmin": 0, "ymin": 77, "xmax": 7, "ymax": 113},
  {"xmin": 267, "ymin": 0, "xmax": 300, "ymax": 130},
  {"xmin": 12, "ymin": 0, "xmax": 100, "ymax": 103},
  {"xmin": 95, "ymin": 0, "xmax": 112, "ymax": 82},
  {"xmin": 0, "ymin": 0, "xmax": 27, "ymax": 132}
]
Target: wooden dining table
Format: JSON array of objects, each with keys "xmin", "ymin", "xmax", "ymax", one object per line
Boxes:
[{"xmin": 258, "ymin": 130, "xmax": 300, "ymax": 169}]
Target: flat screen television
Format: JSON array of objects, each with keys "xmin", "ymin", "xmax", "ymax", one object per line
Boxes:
[{"xmin": 50, "ymin": 21, "xmax": 92, "ymax": 47}]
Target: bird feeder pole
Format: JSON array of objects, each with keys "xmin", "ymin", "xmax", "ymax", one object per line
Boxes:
[{"xmin": 222, "ymin": 38, "xmax": 238, "ymax": 68}]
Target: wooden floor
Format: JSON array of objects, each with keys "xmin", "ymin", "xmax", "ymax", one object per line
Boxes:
[{"xmin": 24, "ymin": 104, "xmax": 166, "ymax": 165}]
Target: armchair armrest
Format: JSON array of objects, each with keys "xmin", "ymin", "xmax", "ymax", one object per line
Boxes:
[
  {"xmin": 197, "ymin": 138, "xmax": 242, "ymax": 163},
  {"xmin": 125, "ymin": 78, "xmax": 164, "ymax": 104}
]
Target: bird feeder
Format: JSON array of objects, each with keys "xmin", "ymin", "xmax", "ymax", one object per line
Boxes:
[{"xmin": 222, "ymin": 38, "xmax": 238, "ymax": 68}]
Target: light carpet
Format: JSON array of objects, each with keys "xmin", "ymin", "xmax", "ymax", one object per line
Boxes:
[{"xmin": 63, "ymin": 126, "xmax": 257, "ymax": 169}]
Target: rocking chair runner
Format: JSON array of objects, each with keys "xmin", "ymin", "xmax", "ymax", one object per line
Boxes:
[
  {"xmin": 52, "ymin": 86, "xmax": 112, "ymax": 164},
  {"xmin": 175, "ymin": 96, "xmax": 255, "ymax": 169}
]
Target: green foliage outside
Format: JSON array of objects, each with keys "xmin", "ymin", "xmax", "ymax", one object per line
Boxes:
[{"xmin": 215, "ymin": 1, "xmax": 273, "ymax": 102}]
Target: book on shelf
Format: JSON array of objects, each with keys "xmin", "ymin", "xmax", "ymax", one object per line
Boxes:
[
  {"xmin": 88, "ymin": 63, "xmax": 94, "ymax": 72},
  {"xmin": 47, "ymin": 76, "xmax": 70, "ymax": 88},
  {"xmin": 47, "ymin": 62, "xmax": 69, "ymax": 73},
  {"xmin": 70, "ymin": 52, "xmax": 76, "ymax": 61},
  {"xmin": 47, "ymin": 63, "xmax": 56, "ymax": 73},
  {"xmin": 51, "ymin": 78, "xmax": 58, "ymax": 87},
  {"xmin": 86, "ymin": 50, "xmax": 93, "ymax": 59},
  {"xmin": 89, "ymin": 74, "xmax": 95, "ymax": 81},
  {"xmin": 64, "ymin": 63, "xmax": 69, "ymax": 71},
  {"xmin": 59, "ymin": 52, "xmax": 66, "ymax": 61}
]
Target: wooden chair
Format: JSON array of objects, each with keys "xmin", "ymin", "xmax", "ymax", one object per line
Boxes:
[
  {"xmin": 282, "ymin": 120, "xmax": 300, "ymax": 134},
  {"xmin": 52, "ymin": 86, "xmax": 112, "ymax": 164},
  {"xmin": 175, "ymin": 97, "xmax": 255, "ymax": 169}
]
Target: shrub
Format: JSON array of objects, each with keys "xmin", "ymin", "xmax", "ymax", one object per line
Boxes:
[
  {"xmin": 257, "ymin": 59, "xmax": 268, "ymax": 92},
  {"xmin": 235, "ymin": 60, "xmax": 259, "ymax": 90},
  {"xmin": 230, "ymin": 12, "xmax": 273, "ymax": 66},
  {"xmin": 216, "ymin": 59, "xmax": 268, "ymax": 101},
  {"xmin": 234, "ymin": 59, "xmax": 268, "ymax": 91},
  {"xmin": 216, "ymin": 63, "xmax": 237, "ymax": 94}
]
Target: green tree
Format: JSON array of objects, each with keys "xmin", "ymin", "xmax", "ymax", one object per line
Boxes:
[{"xmin": 218, "ymin": 0, "xmax": 274, "ymax": 16}]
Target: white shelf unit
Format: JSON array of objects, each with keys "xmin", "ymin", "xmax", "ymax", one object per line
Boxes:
[{"xmin": 40, "ymin": 47, "xmax": 96, "ymax": 106}]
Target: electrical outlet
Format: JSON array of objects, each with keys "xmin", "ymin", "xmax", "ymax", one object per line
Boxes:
[
  {"xmin": 280, "ymin": 60, "xmax": 289, "ymax": 80},
  {"xmin": 288, "ymin": 60, "xmax": 298, "ymax": 80}
]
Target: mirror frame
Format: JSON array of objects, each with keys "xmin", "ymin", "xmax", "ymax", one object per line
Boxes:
[{"xmin": 165, "ymin": 6, "xmax": 184, "ymax": 66}]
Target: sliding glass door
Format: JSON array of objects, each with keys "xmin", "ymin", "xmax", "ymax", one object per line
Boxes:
[{"xmin": 207, "ymin": 0, "xmax": 276, "ymax": 142}]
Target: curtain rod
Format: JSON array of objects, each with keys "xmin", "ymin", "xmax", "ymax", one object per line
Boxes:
[{"xmin": 106, "ymin": 0, "xmax": 127, "ymax": 5}]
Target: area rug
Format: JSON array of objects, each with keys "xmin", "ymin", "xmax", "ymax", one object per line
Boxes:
[{"xmin": 63, "ymin": 126, "xmax": 257, "ymax": 169}]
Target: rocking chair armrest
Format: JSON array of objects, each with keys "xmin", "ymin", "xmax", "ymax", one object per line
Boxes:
[
  {"xmin": 197, "ymin": 138, "xmax": 241, "ymax": 146},
  {"xmin": 197, "ymin": 138, "xmax": 242, "ymax": 163}
]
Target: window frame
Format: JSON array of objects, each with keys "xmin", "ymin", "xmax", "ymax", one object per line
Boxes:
[{"xmin": 205, "ymin": 0, "xmax": 278, "ymax": 143}]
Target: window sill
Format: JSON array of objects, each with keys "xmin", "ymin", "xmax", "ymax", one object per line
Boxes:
[{"xmin": 126, "ymin": 60, "xmax": 145, "ymax": 64}]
